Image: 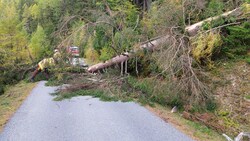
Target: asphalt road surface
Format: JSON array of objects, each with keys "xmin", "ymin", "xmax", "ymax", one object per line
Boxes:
[{"xmin": 0, "ymin": 81, "xmax": 193, "ymax": 141}]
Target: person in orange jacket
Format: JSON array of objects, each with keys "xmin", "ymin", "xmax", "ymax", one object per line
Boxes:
[{"xmin": 29, "ymin": 49, "xmax": 61, "ymax": 82}]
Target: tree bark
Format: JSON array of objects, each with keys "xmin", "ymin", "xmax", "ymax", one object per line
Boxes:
[
  {"xmin": 87, "ymin": 4, "xmax": 249, "ymax": 73},
  {"xmin": 87, "ymin": 35, "xmax": 170, "ymax": 73},
  {"xmin": 133, "ymin": 0, "xmax": 152, "ymax": 11},
  {"xmin": 185, "ymin": 6, "xmax": 244, "ymax": 36}
]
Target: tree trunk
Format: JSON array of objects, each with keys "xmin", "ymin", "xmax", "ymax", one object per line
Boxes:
[
  {"xmin": 87, "ymin": 35, "xmax": 170, "ymax": 73},
  {"xmin": 87, "ymin": 4, "xmax": 249, "ymax": 72},
  {"xmin": 133, "ymin": 0, "xmax": 152, "ymax": 11},
  {"xmin": 185, "ymin": 6, "xmax": 244, "ymax": 36}
]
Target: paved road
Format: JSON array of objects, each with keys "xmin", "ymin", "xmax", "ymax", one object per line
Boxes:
[{"xmin": 0, "ymin": 81, "xmax": 193, "ymax": 141}]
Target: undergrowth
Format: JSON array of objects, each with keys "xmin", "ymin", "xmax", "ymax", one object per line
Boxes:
[
  {"xmin": 220, "ymin": 22, "xmax": 250, "ymax": 60},
  {"xmin": 46, "ymin": 73, "xmax": 73, "ymax": 86},
  {"xmin": 127, "ymin": 76, "xmax": 183, "ymax": 108},
  {"xmin": 192, "ymin": 32, "xmax": 223, "ymax": 67},
  {"xmin": 53, "ymin": 72, "xmax": 216, "ymax": 112},
  {"xmin": 245, "ymin": 95, "xmax": 250, "ymax": 100},
  {"xmin": 43, "ymin": 66, "xmax": 86, "ymax": 86}
]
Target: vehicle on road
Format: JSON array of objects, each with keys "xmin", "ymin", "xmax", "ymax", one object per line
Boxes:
[{"xmin": 67, "ymin": 46, "xmax": 88, "ymax": 67}]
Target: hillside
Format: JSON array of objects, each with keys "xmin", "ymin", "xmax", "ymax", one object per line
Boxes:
[{"xmin": 0, "ymin": 0, "xmax": 249, "ymax": 140}]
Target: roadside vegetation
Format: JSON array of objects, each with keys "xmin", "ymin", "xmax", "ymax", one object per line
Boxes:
[
  {"xmin": 0, "ymin": 81, "xmax": 36, "ymax": 132},
  {"xmin": 0, "ymin": 0, "xmax": 249, "ymax": 140}
]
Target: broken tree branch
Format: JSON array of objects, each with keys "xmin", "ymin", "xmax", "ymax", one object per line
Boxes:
[
  {"xmin": 203, "ymin": 22, "xmax": 242, "ymax": 34},
  {"xmin": 223, "ymin": 132, "xmax": 250, "ymax": 141}
]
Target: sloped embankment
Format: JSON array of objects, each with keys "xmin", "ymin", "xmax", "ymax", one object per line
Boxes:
[{"xmin": 211, "ymin": 61, "xmax": 250, "ymax": 135}]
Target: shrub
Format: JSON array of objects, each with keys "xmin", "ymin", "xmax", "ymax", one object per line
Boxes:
[
  {"xmin": 205, "ymin": 0, "xmax": 224, "ymax": 17},
  {"xmin": 99, "ymin": 46, "xmax": 115, "ymax": 62},
  {"xmin": 127, "ymin": 76, "xmax": 184, "ymax": 108},
  {"xmin": 84, "ymin": 37, "xmax": 100, "ymax": 64},
  {"xmin": 192, "ymin": 32, "xmax": 223, "ymax": 66},
  {"xmin": 221, "ymin": 22, "xmax": 250, "ymax": 58}
]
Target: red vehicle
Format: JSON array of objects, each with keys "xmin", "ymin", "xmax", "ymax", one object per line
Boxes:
[
  {"xmin": 67, "ymin": 46, "xmax": 79, "ymax": 57},
  {"xmin": 67, "ymin": 46, "xmax": 88, "ymax": 67}
]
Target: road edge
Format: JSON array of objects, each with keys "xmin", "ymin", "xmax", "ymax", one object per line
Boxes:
[{"xmin": 0, "ymin": 81, "xmax": 37, "ymax": 132}]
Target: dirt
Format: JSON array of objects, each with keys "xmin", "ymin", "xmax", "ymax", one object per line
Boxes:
[
  {"xmin": 209, "ymin": 61, "xmax": 250, "ymax": 136},
  {"xmin": 145, "ymin": 61, "xmax": 250, "ymax": 140}
]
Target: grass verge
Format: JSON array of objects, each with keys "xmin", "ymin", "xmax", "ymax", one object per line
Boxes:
[
  {"xmin": 146, "ymin": 104, "xmax": 226, "ymax": 141},
  {"xmin": 0, "ymin": 81, "xmax": 36, "ymax": 132}
]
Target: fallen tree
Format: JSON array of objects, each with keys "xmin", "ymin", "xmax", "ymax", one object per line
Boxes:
[
  {"xmin": 185, "ymin": 4, "xmax": 249, "ymax": 36},
  {"xmin": 87, "ymin": 4, "xmax": 249, "ymax": 73},
  {"xmin": 87, "ymin": 35, "xmax": 170, "ymax": 73}
]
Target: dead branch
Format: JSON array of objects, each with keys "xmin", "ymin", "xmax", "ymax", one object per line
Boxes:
[
  {"xmin": 203, "ymin": 22, "xmax": 242, "ymax": 34},
  {"xmin": 104, "ymin": 0, "xmax": 114, "ymax": 17},
  {"xmin": 56, "ymin": 19, "xmax": 117, "ymax": 49},
  {"xmin": 21, "ymin": 65, "xmax": 36, "ymax": 79},
  {"xmin": 151, "ymin": 29, "xmax": 211, "ymax": 106},
  {"xmin": 133, "ymin": 15, "xmax": 140, "ymax": 31},
  {"xmin": 223, "ymin": 132, "xmax": 250, "ymax": 141}
]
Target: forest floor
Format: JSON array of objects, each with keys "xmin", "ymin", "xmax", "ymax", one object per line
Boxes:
[
  {"xmin": 0, "ymin": 81, "xmax": 36, "ymax": 132},
  {"xmin": 146, "ymin": 104, "xmax": 225, "ymax": 141},
  {"xmin": 207, "ymin": 60, "xmax": 250, "ymax": 136},
  {"xmin": 163, "ymin": 59, "xmax": 250, "ymax": 139}
]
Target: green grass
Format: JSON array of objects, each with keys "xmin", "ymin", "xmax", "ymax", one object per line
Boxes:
[
  {"xmin": 127, "ymin": 76, "xmax": 185, "ymax": 108},
  {"xmin": 0, "ymin": 81, "xmax": 36, "ymax": 132},
  {"xmin": 187, "ymin": 121, "xmax": 213, "ymax": 136},
  {"xmin": 148, "ymin": 104, "xmax": 226, "ymax": 141},
  {"xmin": 245, "ymin": 95, "xmax": 250, "ymax": 100},
  {"xmin": 185, "ymin": 119, "xmax": 226, "ymax": 141},
  {"xmin": 45, "ymin": 73, "xmax": 73, "ymax": 86},
  {"xmin": 127, "ymin": 76, "xmax": 153, "ymax": 96},
  {"xmin": 45, "ymin": 78, "xmax": 65, "ymax": 86},
  {"xmin": 39, "ymin": 66, "xmax": 85, "ymax": 87},
  {"xmin": 246, "ymin": 56, "xmax": 250, "ymax": 64}
]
